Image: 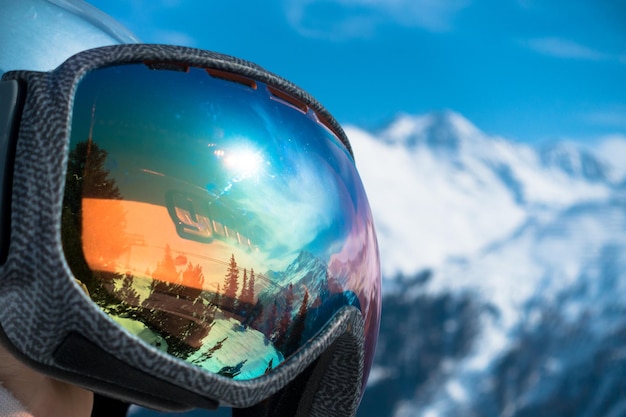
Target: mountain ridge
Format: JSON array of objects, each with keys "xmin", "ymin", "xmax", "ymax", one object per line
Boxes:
[
  {"xmin": 346, "ymin": 110, "xmax": 620, "ymax": 278},
  {"xmin": 350, "ymin": 110, "xmax": 626, "ymax": 417}
]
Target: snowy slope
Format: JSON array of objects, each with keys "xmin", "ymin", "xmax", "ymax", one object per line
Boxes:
[
  {"xmin": 350, "ymin": 111, "xmax": 626, "ymax": 417},
  {"xmin": 588, "ymin": 134, "xmax": 626, "ymax": 183},
  {"xmin": 346, "ymin": 111, "xmax": 612, "ymax": 278},
  {"xmin": 399, "ymin": 197, "xmax": 626, "ymax": 416}
]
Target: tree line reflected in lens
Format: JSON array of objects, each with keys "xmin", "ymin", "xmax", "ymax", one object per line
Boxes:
[
  {"xmin": 62, "ymin": 139, "xmax": 360, "ymax": 380},
  {"xmin": 62, "ymin": 63, "xmax": 380, "ymax": 383}
]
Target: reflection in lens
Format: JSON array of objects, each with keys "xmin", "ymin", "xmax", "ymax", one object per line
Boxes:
[{"xmin": 62, "ymin": 63, "xmax": 380, "ymax": 381}]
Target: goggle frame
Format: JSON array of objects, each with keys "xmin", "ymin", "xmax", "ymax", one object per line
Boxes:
[{"xmin": 0, "ymin": 44, "xmax": 375, "ymax": 416}]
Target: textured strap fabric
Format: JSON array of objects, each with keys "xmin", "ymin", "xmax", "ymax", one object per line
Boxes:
[{"xmin": 0, "ymin": 385, "xmax": 33, "ymax": 417}]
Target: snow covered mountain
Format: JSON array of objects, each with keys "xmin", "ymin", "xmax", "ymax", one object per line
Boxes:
[
  {"xmin": 348, "ymin": 111, "xmax": 626, "ymax": 417},
  {"xmin": 347, "ymin": 110, "xmax": 615, "ymax": 277}
]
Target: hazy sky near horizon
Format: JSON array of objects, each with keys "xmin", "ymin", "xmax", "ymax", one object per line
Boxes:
[{"xmin": 86, "ymin": 0, "xmax": 626, "ymax": 145}]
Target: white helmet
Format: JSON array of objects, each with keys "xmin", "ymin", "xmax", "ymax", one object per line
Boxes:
[{"xmin": 0, "ymin": 0, "xmax": 139, "ymax": 75}]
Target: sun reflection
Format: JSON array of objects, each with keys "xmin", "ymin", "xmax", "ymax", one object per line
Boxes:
[{"xmin": 222, "ymin": 146, "xmax": 264, "ymax": 181}]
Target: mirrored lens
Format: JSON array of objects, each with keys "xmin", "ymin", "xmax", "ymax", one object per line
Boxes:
[{"xmin": 62, "ymin": 63, "xmax": 380, "ymax": 380}]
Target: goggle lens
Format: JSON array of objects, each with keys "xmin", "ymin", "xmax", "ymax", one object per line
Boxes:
[{"xmin": 62, "ymin": 63, "xmax": 380, "ymax": 380}]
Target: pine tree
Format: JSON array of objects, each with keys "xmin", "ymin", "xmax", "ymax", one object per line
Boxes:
[
  {"xmin": 211, "ymin": 283, "xmax": 222, "ymax": 308},
  {"xmin": 247, "ymin": 268, "xmax": 256, "ymax": 303},
  {"xmin": 275, "ymin": 283, "xmax": 295, "ymax": 349},
  {"xmin": 116, "ymin": 272, "xmax": 140, "ymax": 308},
  {"xmin": 81, "ymin": 140, "xmax": 122, "ymax": 200},
  {"xmin": 63, "ymin": 140, "xmax": 127, "ymax": 277},
  {"xmin": 152, "ymin": 244, "xmax": 179, "ymax": 284},
  {"xmin": 241, "ymin": 269, "xmax": 248, "ymax": 303},
  {"xmin": 222, "ymin": 254, "xmax": 239, "ymax": 311},
  {"xmin": 284, "ymin": 289, "xmax": 309, "ymax": 356},
  {"xmin": 64, "ymin": 140, "xmax": 122, "ymax": 226},
  {"xmin": 239, "ymin": 268, "xmax": 256, "ymax": 305},
  {"xmin": 264, "ymin": 301, "xmax": 279, "ymax": 340},
  {"xmin": 182, "ymin": 262, "xmax": 204, "ymax": 300}
]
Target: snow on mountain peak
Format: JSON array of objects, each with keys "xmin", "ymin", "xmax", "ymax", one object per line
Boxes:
[
  {"xmin": 589, "ymin": 134, "xmax": 626, "ymax": 183},
  {"xmin": 346, "ymin": 111, "xmax": 612, "ymax": 278},
  {"xmin": 379, "ymin": 110, "xmax": 481, "ymax": 151},
  {"xmin": 540, "ymin": 142, "xmax": 610, "ymax": 182},
  {"xmin": 351, "ymin": 113, "xmax": 626, "ymax": 417}
]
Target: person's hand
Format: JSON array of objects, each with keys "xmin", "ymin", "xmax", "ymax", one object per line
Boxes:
[{"xmin": 0, "ymin": 343, "xmax": 93, "ymax": 417}]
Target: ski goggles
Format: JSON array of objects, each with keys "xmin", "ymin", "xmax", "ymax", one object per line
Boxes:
[{"xmin": 0, "ymin": 44, "xmax": 380, "ymax": 416}]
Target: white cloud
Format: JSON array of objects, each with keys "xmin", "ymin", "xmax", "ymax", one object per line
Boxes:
[
  {"xmin": 284, "ymin": 0, "xmax": 470, "ymax": 40},
  {"xmin": 583, "ymin": 107, "xmax": 626, "ymax": 130},
  {"xmin": 522, "ymin": 37, "xmax": 607, "ymax": 60}
]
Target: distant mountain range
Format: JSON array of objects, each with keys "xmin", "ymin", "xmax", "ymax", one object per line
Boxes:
[{"xmin": 348, "ymin": 111, "xmax": 626, "ymax": 417}]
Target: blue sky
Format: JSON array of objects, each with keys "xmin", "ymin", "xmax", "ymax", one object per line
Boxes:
[{"xmin": 86, "ymin": 0, "xmax": 626, "ymax": 145}]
